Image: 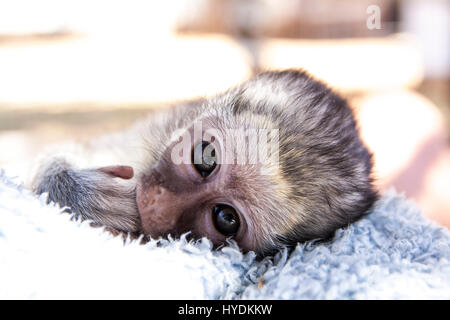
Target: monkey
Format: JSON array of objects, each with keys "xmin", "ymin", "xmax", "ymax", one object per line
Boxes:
[{"xmin": 30, "ymin": 69, "xmax": 378, "ymax": 256}]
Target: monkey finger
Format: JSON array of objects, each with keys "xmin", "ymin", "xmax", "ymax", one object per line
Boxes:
[{"xmin": 98, "ymin": 165, "xmax": 134, "ymax": 180}]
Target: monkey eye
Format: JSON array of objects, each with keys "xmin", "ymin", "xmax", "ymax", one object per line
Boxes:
[
  {"xmin": 212, "ymin": 204, "xmax": 240, "ymax": 237},
  {"xmin": 192, "ymin": 141, "xmax": 217, "ymax": 177}
]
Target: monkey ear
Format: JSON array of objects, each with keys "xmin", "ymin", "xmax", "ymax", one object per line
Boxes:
[{"xmin": 98, "ymin": 165, "xmax": 134, "ymax": 180}]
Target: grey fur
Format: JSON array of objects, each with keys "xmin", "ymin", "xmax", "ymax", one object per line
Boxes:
[{"xmin": 33, "ymin": 158, "xmax": 140, "ymax": 232}]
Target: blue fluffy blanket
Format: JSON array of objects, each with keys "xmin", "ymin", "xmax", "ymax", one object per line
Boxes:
[{"xmin": 0, "ymin": 170, "xmax": 449, "ymax": 299}]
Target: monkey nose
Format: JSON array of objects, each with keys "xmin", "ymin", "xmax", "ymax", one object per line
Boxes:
[{"xmin": 98, "ymin": 165, "xmax": 134, "ymax": 179}]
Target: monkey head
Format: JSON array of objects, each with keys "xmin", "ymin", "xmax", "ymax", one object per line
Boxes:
[{"xmin": 133, "ymin": 70, "xmax": 377, "ymax": 255}]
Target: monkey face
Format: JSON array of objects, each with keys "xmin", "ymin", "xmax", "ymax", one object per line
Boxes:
[{"xmin": 136, "ymin": 122, "xmax": 265, "ymax": 252}]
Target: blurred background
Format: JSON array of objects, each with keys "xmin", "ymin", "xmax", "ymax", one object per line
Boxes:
[{"xmin": 0, "ymin": 0, "xmax": 449, "ymax": 227}]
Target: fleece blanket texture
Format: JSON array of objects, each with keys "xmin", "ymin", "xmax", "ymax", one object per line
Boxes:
[{"xmin": 0, "ymin": 170, "xmax": 449, "ymax": 299}]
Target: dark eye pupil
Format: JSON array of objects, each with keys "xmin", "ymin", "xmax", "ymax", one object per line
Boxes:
[
  {"xmin": 213, "ymin": 205, "xmax": 240, "ymax": 236},
  {"xmin": 192, "ymin": 141, "xmax": 217, "ymax": 177}
]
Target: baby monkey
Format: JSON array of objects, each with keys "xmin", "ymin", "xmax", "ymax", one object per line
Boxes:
[{"xmin": 31, "ymin": 70, "xmax": 377, "ymax": 255}]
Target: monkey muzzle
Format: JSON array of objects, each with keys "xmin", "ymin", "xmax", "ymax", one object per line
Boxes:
[{"xmin": 135, "ymin": 181, "xmax": 199, "ymax": 239}]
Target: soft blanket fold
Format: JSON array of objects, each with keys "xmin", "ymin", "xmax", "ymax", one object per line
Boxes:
[{"xmin": 0, "ymin": 170, "xmax": 449, "ymax": 299}]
